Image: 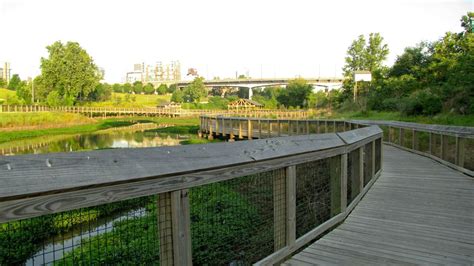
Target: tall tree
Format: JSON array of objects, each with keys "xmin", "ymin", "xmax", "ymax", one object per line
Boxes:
[
  {"xmin": 342, "ymin": 33, "xmax": 389, "ymax": 77},
  {"xmin": 7, "ymin": 74, "xmax": 22, "ymax": 91},
  {"xmin": 276, "ymin": 78, "xmax": 312, "ymax": 108},
  {"xmin": 342, "ymin": 35, "xmax": 367, "ymax": 77},
  {"xmin": 133, "ymin": 81, "xmax": 143, "ymax": 94},
  {"xmin": 40, "ymin": 41, "xmax": 101, "ymax": 104},
  {"xmin": 183, "ymin": 77, "xmax": 207, "ymax": 102}
]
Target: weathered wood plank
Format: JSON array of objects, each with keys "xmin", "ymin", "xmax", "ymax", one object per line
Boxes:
[{"xmin": 284, "ymin": 145, "xmax": 474, "ymax": 265}]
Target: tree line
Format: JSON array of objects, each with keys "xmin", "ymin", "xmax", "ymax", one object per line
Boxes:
[{"xmin": 2, "ymin": 12, "xmax": 472, "ymax": 114}]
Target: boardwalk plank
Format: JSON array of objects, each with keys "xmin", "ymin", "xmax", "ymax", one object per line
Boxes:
[{"xmin": 284, "ymin": 145, "xmax": 474, "ymax": 265}]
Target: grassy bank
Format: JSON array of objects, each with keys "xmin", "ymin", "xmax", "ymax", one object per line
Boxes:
[
  {"xmin": 0, "ymin": 116, "xmax": 200, "ymax": 144},
  {"xmin": 0, "ymin": 112, "xmax": 95, "ymax": 129}
]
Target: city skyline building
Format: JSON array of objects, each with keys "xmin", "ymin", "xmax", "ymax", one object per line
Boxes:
[
  {"xmin": 0, "ymin": 62, "xmax": 11, "ymax": 84},
  {"xmin": 126, "ymin": 61, "xmax": 181, "ymax": 85}
]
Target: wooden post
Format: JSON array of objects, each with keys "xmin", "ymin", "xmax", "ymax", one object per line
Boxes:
[
  {"xmin": 325, "ymin": 120, "xmax": 328, "ymax": 133},
  {"xmin": 158, "ymin": 193, "xmax": 174, "ymax": 266},
  {"xmin": 359, "ymin": 147, "xmax": 364, "ymax": 191},
  {"xmin": 388, "ymin": 126, "xmax": 392, "ymax": 143},
  {"xmin": 306, "ymin": 120, "xmax": 310, "ymax": 134},
  {"xmin": 441, "ymin": 134, "xmax": 448, "ymax": 161},
  {"xmin": 399, "ymin": 128, "xmax": 404, "ymax": 147},
  {"xmin": 429, "ymin": 132, "xmax": 432, "ymax": 154},
  {"xmin": 340, "ymin": 153, "xmax": 348, "ymax": 212},
  {"xmin": 215, "ymin": 117, "xmax": 219, "ymax": 135},
  {"xmin": 372, "ymin": 141, "xmax": 376, "ymax": 178},
  {"xmin": 286, "ymin": 165, "xmax": 296, "ymax": 246},
  {"xmin": 412, "ymin": 130, "xmax": 418, "ymax": 150},
  {"xmin": 333, "ymin": 120, "xmax": 336, "ymax": 133},
  {"xmin": 268, "ymin": 120, "xmax": 272, "ymax": 138},
  {"xmin": 238, "ymin": 120, "xmax": 243, "ymax": 139},
  {"xmin": 316, "ymin": 120, "xmax": 320, "ymax": 134},
  {"xmin": 330, "ymin": 155, "xmax": 342, "ymax": 217},
  {"xmin": 296, "ymin": 120, "xmax": 300, "ymax": 135},
  {"xmin": 221, "ymin": 117, "xmax": 226, "ymax": 137},
  {"xmin": 247, "ymin": 119, "xmax": 252, "ymax": 139},
  {"xmin": 258, "ymin": 119, "xmax": 262, "ymax": 139},
  {"xmin": 171, "ymin": 190, "xmax": 192, "ymax": 266},
  {"xmin": 455, "ymin": 136, "xmax": 465, "ymax": 167},
  {"xmin": 277, "ymin": 120, "xmax": 281, "ymax": 137}
]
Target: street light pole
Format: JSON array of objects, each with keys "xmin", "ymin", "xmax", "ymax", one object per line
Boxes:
[{"xmin": 32, "ymin": 78, "xmax": 35, "ymax": 104}]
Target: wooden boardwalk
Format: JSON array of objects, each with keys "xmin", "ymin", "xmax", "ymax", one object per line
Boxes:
[{"xmin": 284, "ymin": 145, "xmax": 474, "ymax": 265}]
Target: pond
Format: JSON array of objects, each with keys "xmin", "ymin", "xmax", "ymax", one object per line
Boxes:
[{"xmin": 0, "ymin": 123, "xmax": 194, "ymax": 156}]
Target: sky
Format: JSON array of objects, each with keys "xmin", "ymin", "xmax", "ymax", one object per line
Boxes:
[{"xmin": 0, "ymin": 0, "xmax": 472, "ymax": 83}]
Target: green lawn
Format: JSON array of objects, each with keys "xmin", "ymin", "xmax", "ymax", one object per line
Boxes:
[
  {"xmin": 0, "ymin": 88, "xmax": 18, "ymax": 104},
  {"xmin": 0, "ymin": 112, "xmax": 95, "ymax": 128}
]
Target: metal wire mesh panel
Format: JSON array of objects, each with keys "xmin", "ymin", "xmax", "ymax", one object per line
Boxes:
[
  {"xmin": 465, "ymin": 138, "xmax": 474, "ymax": 171},
  {"xmin": 363, "ymin": 143, "xmax": 373, "ymax": 186},
  {"xmin": 252, "ymin": 120, "xmax": 260, "ymax": 138},
  {"xmin": 375, "ymin": 139, "xmax": 382, "ymax": 173},
  {"xmin": 444, "ymin": 135, "xmax": 456, "ymax": 164},
  {"xmin": 189, "ymin": 169, "xmax": 281, "ymax": 265},
  {"xmin": 281, "ymin": 122, "xmax": 289, "ymax": 136},
  {"xmin": 347, "ymin": 149, "xmax": 361, "ymax": 205},
  {"xmin": 336, "ymin": 122, "xmax": 345, "ymax": 133},
  {"xmin": 431, "ymin": 133, "xmax": 442, "ymax": 158},
  {"xmin": 0, "ymin": 196, "xmax": 158, "ymax": 265},
  {"xmin": 308, "ymin": 121, "xmax": 318, "ymax": 134},
  {"xmin": 390, "ymin": 127, "xmax": 399, "ymax": 144},
  {"xmin": 403, "ymin": 129, "xmax": 413, "ymax": 149},
  {"xmin": 295, "ymin": 156, "xmax": 340, "ymax": 238},
  {"xmin": 417, "ymin": 131, "xmax": 430, "ymax": 153},
  {"xmin": 380, "ymin": 126, "xmax": 389, "ymax": 141}
]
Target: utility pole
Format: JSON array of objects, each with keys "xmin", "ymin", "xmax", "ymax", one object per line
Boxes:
[{"xmin": 32, "ymin": 78, "xmax": 35, "ymax": 104}]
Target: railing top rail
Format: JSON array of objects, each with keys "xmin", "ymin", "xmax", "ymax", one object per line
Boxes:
[
  {"xmin": 0, "ymin": 126, "xmax": 382, "ymax": 222},
  {"xmin": 352, "ymin": 119, "xmax": 474, "ymax": 138}
]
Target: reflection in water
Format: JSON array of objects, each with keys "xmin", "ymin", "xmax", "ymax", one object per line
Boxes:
[
  {"xmin": 0, "ymin": 127, "xmax": 191, "ymax": 156},
  {"xmin": 2, "ymin": 125, "xmax": 196, "ymax": 265},
  {"xmin": 25, "ymin": 208, "xmax": 147, "ymax": 266}
]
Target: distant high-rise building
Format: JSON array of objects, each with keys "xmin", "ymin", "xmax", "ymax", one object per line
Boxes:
[
  {"xmin": 125, "ymin": 61, "xmax": 181, "ymax": 85},
  {"xmin": 0, "ymin": 62, "xmax": 11, "ymax": 84}
]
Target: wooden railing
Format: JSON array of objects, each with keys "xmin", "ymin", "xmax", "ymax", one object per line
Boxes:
[
  {"xmin": 0, "ymin": 118, "xmax": 382, "ymax": 265},
  {"xmin": 0, "ymin": 105, "xmax": 310, "ymax": 118},
  {"xmin": 352, "ymin": 120, "xmax": 474, "ymax": 176}
]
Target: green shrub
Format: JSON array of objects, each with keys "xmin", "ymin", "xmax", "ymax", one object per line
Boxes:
[{"xmin": 401, "ymin": 89, "xmax": 442, "ymax": 115}]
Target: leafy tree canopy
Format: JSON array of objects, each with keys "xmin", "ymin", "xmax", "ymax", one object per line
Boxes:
[
  {"xmin": 40, "ymin": 41, "xmax": 101, "ymax": 104},
  {"xmin": 7, "ymin": 74, "xmax": 22, "ymax": 91}
]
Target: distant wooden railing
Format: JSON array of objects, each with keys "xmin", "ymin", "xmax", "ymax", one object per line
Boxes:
[
  {"xmin": 352, "ymin": 120, "xmax": 474, "ymax": 176},
  {"xmin": 0, "ymin": 104, "xmax": 310, "ymax": 118}
]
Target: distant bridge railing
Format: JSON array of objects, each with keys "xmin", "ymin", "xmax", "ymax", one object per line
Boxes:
[
  {"xmin": 353, "ymin": 120, "xmax": 474, "ymax": 176},
  {"xmin": 0, "ymin": 117, "xmax": 381, "ymax": 265}
]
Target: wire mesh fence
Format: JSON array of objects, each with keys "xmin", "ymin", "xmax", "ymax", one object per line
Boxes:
[
  {"xmin": 363, "ymin": 143, "xmax": 373, "ymax": 186},
  {"xmin": 295, "ymin": 156, "xmax": 340, "ymax": 238},
  {"xmin": 347, "ymin": 149, "xmax": 361, "ymax": 205},
  {"xmin": 402, "ymin": 129, "xmax": 413, "ymax": 149},
  {"xmin": 189, "ymin": 169, "xmax": 281, "ymax": 265},
  {"xmin": 0, "ymin": 196, "xmax": 158, "ymax": 265}
]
